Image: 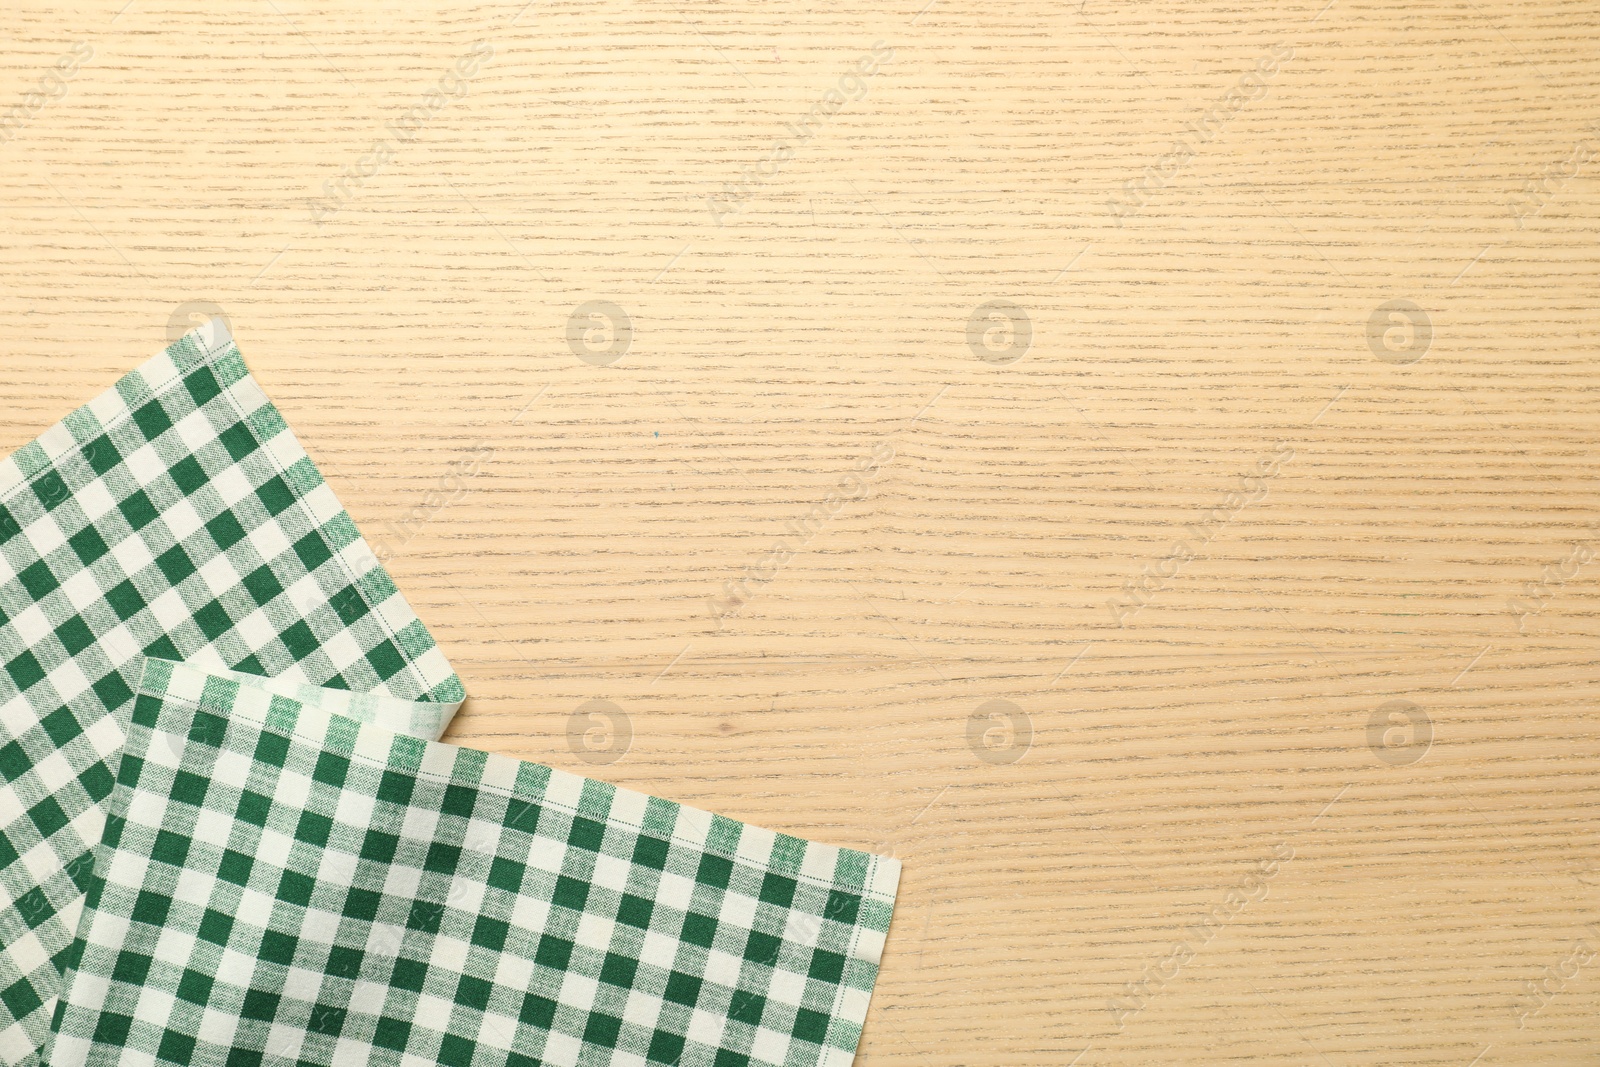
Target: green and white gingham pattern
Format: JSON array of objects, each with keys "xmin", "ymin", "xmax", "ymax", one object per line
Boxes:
[
  {"xmin": 0, "ymin": 320, "xmax": 463, "ymax": 1064},
  {"xmin": 49, "ymin": 658, "xmax": 898, "ymax": 1067}
]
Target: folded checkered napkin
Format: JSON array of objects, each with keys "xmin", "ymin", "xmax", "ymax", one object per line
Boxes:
[
  {"xmin": 0, "ymin": 321, "xmax": 463, "ymax": 1064},
  {"xmin": 47, "ymin": 658, "xmax": 899, "ymax": 1067}
]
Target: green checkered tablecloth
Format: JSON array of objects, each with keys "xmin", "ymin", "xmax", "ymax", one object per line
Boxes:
[
  {"xmin": 0, "ymin": 321, "xmax": 464, "ymax": 1065},
  {"xmin": 47, "ymin": 658, "xmax": 899, "ymax": 1067}
]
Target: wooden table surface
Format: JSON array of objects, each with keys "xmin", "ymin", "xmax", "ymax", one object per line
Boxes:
[{"xmin": 3, "ymin": 1, "xmax": 1599, "ymax": 1063}]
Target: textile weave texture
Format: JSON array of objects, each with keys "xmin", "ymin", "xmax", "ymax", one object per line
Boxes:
[
  {"xmin": 0, "ymin": 321, "xmax": 463, "ymax": 1064},
  {"xmin": 48, "ymin": 658, "xmax": 899, "ymax": 1067}
]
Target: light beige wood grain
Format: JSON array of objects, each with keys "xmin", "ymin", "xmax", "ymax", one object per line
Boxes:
[{"xmin": 2, "ymin": 0, "xmax": 1598, "ymax": 1062}]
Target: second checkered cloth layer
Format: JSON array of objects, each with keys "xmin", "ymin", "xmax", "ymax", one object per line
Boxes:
[
  {"xmin": 49, "ymin": 659, "xmax": 898, "ymax": 1067},
  {"xmin": 0, "ymin": 321, "xmax": 463, "ymax": 1064}
]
